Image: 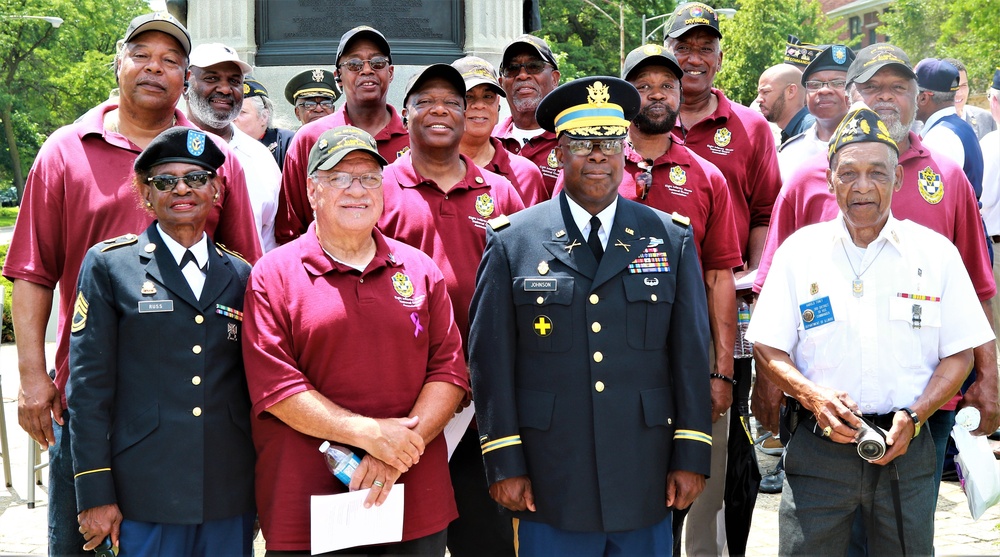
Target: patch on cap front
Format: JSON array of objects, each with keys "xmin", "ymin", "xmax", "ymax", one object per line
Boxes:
[
  {"xmin": 187, "ymin": 130, "xmax": 206, "ymax": 157},
  {"xmin": 828, "ymin": 105, "xmax": 898, "ymax": 160}
]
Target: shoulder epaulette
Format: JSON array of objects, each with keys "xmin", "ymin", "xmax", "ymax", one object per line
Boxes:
[
  {"xmin": 488, "ymin": 215, "xmax": 511, "ymax": 231},
  {"xmin": 671, "ymin": 212, "xmax": 691, "ymax": 227},
  {"xmin": 99, "ymin": 233, "xmax": 138, "ymax": 252},
  {"xmin": 216, "ymin": 243, "xmax": 250, "ymax": 266}
]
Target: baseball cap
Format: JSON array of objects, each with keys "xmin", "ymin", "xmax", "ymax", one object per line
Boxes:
[
  {"xmin": 993, "ymin": 68, "xmax": 1000, "ymax": 90},
  {"xmin": 847, "ymin": 43, "xmax": 916, "ymax": 85},
  {"xmin": 666, "ymin": 3, "xmax": 721, "ymax": 40},
  {"xmin": 402, "ymin": 64, "xmax": 468, "ymax": 108},
  {"xmin": 501, "ymin": 34, "xmax": 558, "ymax": 71},
  {"xmin": 134, "ymin": 126, "xmax": 225, "ymax": 173},
  {"xmin": 335, "ymin": 26, "xmax": 391, "ymax": 66},
  {"xmin": 623, "ymin": 44, "xmax": 683, "ymax": 81},
  {"xmin": 914, "ymin": 58, "xmax": 960, "ymax": 92},
  {"xmin": 452, "ymin": 56, "xmax": 505, "ymax": 96},
  {"xmin": 307, "ymin": 126, "xmax": 388, "ymax": 175},
  {"xmin": 189, "ymin": 43, "xmax": 252, "ymax": 75},
  {"xmin": 123, "ymin": 12, "xmax": 191, "ymax": 56}
]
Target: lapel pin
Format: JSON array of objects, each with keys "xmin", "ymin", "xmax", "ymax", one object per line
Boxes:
[{"xmin": 614, "ymin": 239, "xmax": 631, "ymax": 252}]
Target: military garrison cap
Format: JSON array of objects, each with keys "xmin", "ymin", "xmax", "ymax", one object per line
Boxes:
[
  {"xmin": 784, "ymin": 36, "xmax": 824, "ymax": 69},
  {"xmin": 284, "ymin": 69, "xmax": 340, "ymax": 105},
  {"xmin": 827, "ymin": 104, "xmax": 899, "ymax": 162},
  {"xmin": 243, "ymin": 76, "xmax": 268, "ymax": 98},
  {"xmin": 536, "ymin": 76, "xmax": 640, "ymax": 139},
  {"xmin": 134, "ymin": 126, "xmax": 226, "ymax": 173}
]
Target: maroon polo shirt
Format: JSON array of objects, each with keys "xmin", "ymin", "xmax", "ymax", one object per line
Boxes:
[{"xmin": 482, "ymin": 136, "xmax": 547, "ymax": 206}]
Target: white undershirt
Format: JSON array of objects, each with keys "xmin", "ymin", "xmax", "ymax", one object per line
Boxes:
[
  {"xmin": 509, "ymin": 123, "xmax": 545, "ymax": 146},
  {"xmin": 565, "ymin": 194, "xmax": 617, "ymax": 250}
]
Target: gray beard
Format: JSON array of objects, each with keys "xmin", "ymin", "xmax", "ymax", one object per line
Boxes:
[{"xmin": 189, "ymin": 93, "xmax": 240, "ymax": 130}]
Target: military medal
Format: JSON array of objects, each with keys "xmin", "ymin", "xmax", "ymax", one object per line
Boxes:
[
  {"xmin": 852, "ymin": 280, "xmax": 864, "ymax": 297},
  {"xmin": 228, "ymin": 323, "xmax": 238, "ymax": 341},
  {"xmin": 911, "ymin": 304, "xmax": 922, "ymax": 329},
  {"xmin": 141, "ymin": 281, "xmax": 157, "ymax": 295}
]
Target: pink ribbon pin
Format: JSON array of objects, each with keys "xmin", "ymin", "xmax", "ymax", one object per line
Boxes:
[{"xmin": 410, "ymin": 312, "xmax": 424, "ymax": 337}]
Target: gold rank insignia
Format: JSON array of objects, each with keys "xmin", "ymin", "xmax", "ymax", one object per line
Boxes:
[
  {"xmin": 714, "ymin": 128, "xmax": 732, "ymax": 147},
  {"xmin": 100, "ymin": 233, "xmax": 138, "ymax": 252},
  {"xmin": 669, "ymin": 166, "xmax": 687, "ymax": 186},
  {"xmin": 71, "ymin": 292, "xmax": 88, "ymax": 332},
  {"xmin": 917, "ymin": 166, "xmax": 943, "ymax": 205},
  {"xmin": 538, "ymin": 260, "xmax": 550, "ymax": 275},
  {"xmin": 392, "ymin": 271, "xmax": 415, "ymax": 298},
  {"xmin": 475, "ymin": 193, "xmax": 495, "ymax": 217},
  {"xmin": 533, "ymin": 315, "xmax": 553, "ymax": 337},
  {"xmin": 141, "ymin": 281, "xmax": 157, "ymax": 295}
]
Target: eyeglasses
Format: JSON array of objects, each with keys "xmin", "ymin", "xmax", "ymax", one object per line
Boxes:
[
  {"xmin": 502, "ymin": 60, "xmax": 550, "ymax": 78},
  {"xmin": 337, "ymin": 56, "xmax": 390, "ymax": 73},
  {"xmin": 312, "ymin": 171, "xmax": 383, "ymax": 189},
  {"xmin": 296, "ymin": 99, "xmax": 336, "ymax": 110},
  {"xmin": 565, "ymin": 139, "xmax": 624, "ymax": 156},
  {"xmin": 635, "ymin": 159, "xmax": 654, "ymax": 200},
  {"xmin": 804, "ymin": 79, "xmax": 847, "ymax": 91},
  {"xmin": 147, "ymin": 171, "xmax": 214, "ymax": 191}
]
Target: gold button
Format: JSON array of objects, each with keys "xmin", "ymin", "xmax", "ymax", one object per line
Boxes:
[
  {"xmin": 475, "ymin": 177, "xmax": 485, "ymax": 184},
  {"xmin": 192, "ymin": 345, "xmax": 202, "ymax": 354},
  {"xmin": 537, "ymin": 296, "xmax": 544, "ymax": 304},
  {"xmin": 194, "ymin": 315, "xmax": 204, "ymax": 324},
  {"xmin": 144, "ymin": 243, "xmax": 156, "ymax": 253},
  {"xmin": 667, "ymin": 418, "xmax": 673, "ymax": 425},
  {"xmin": 651, "ymin": 294, "xmax": 658, "ymax": 302},
  {"xmin": 593, "ymin": 351, "xmax": 603, "ymax": 363},
  {"xmin": 595, "ymin": 381, "xmax": 605, "ymax": 392},
  {"xmin": 589, "ymin": 294, "xmax": 599, "ymax": 305},
  {"xmin": 192, "ymin": 376, "xmax": 202, "ymax": 386},
  {"xmin": 591, "ymin": 322, "xmax": 601, "ymax": 333},
  {"xmin": 192, "ymin": 407, "xmax": 202, "ymax": 417}
]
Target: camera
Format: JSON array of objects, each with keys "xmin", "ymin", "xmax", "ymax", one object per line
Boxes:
[{"xmin": 855, "ymin": 421, "xmax": 888, "ymax": 461}]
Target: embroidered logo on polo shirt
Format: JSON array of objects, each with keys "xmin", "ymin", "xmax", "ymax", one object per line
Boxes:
[
  {"xmin": 547, "ymin": 148, "xmax": 559, "ymax": 168},
  {"xmin": 392, "ymin": 272, "xmax": 414, "ymax": 298},
  {"xmin": 714, "ymin": 128, "xmax": 732, "ymax": 147},
  {"xmin": 475, "ymin": 193, "xmax": 495, "ymax": 217},
  {"xmin": 669, "ymin": 166, "xmax": 687, "ymax": 186},
  {"xmin": 917, "ymin": 166, "xmax": 943, "ymax": 205},
  {"xmin": 397, "ymin": 146, "xmax": 410, "ymax": 158}
]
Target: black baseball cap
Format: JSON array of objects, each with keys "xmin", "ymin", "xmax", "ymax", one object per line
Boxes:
[
  {"xmin": 847, "ymin": 43, "xmax": 916, "ymax": 85},
  {"xmin": 666, "ymin": 3, "xmax": 721, "ymax": 40},
  {"xmin": 623, "ymin": 44, "xmax": 683, "ymax": 81},
  {"xmin": 402, "ymin": 64, "xmax": 467, "ymax": 108},
  {"xmin": 914, "ymin": 58, "xmax": 960, "ymax": 92},
  {"xmin": 501, "ymin": 34, "xmax": 558, "ymax": 71},
  {"xmin": 335, "ymin": 26, "xmax": 391, "ymax": 66}
]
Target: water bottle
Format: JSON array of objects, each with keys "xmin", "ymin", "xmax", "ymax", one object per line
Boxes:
[
  {"xmin": 319, "ymin": 441, "xmax": 362, "ymax": 486},
  {"xmin": 734, "ymin": 299, "xmax": 753, "ymax": 358}
]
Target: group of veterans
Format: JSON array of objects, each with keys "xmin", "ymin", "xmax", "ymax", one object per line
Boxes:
[{"xmin": 4, "ymin": 3, "xmax": 999, "ymax": 556}]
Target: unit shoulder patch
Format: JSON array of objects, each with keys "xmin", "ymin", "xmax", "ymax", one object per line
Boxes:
[{"xmin": 99, "ymin": 233, "xmax": 138, "ymax": 252}]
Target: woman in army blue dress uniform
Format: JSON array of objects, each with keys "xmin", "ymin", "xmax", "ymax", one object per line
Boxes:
[{"xmin": 67, "ymin": 127, "xmax": 256, "ymax": 556}]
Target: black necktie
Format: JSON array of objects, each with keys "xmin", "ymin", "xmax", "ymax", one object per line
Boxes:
[
  {"xmin": 587, "ymin": 215, "xmax": 603, "ymax": 263},
  {"xmin": 180, "ymin": 249, "xmax": 205, "ymax": 273}
]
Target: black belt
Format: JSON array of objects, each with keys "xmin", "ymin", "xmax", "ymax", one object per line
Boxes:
[
  {"xmin": 788, "ymin": 397, "xmax": 896, "ymax": 440},
  {"xmin": 991, "ymin": 235, "xmax": 1000, "ymax": 243}
]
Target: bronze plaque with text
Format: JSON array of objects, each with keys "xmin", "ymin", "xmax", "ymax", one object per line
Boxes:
[{"xmin": 255, "ymin": 0, "xmax": 464, "ymax": 66}]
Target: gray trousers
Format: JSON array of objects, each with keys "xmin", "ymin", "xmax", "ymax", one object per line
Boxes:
[{"xmin": 779, "ymin": 422, "xmax": 936, "ymax": 556}]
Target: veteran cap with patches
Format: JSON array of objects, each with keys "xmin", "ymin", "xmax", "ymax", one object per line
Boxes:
[
  {"xmin": 784, "ymin": 35, "xmax": 824, "ymax": 69},
  {"xmin": 336, "ymin": 26, "xmax": 391, "ymax": 65},
  {"xmin": 993, "ymin": 68, "xmax": 1000, "ymax": 90},
  {"xmin": 243, "ymin": 76, "xmax": 268, "ymax": 98},
  {"xmin": 847, "ymin": 43, "xmax": 916, "ymax": 85},
  {"xmin": 189, "ymin": 43, "xmax": 252, "ymax": 74},
  {"xmin": 666, "ymin": 2, "xmax": 721, "ymax": 40},
  {"xmin": 284, "ymin": 69, "xmax": 340, "ymax": 105},
  {"xmin": 623, "ymin": 44, "xmax": 683, "ymax": 81},
  {"xmin": 123, "ymin": 12, "xmax": 191, "ymax": 56},
  {"xmin": 452, "ymin": 56, "xmax": 505, "ymax": 96},
  {"xmin": 914, "ymin": 58, "xmax": 960, "ymax": 92},
  {"xmin": 307, "ymin": 126, "xmax": 388, "ymax": 175},
  {"xmin": 827, "ymin": 103, "xmax": 899, "ymax": 161},
  {"xmin": 802, "ymin": 45, "xmax": 856, "ymax": 83},
  {"xmin": 501, "ymin": 34, "xmax": 558, "ymax": 71},
  {"xmin": 403, "ymin": 63, "xmax": 468, "ymax": 108},
  {"xmin": 536, "ymin": 76, "xmax": 640, "ymax": 139},
  {"xmin": 134, "ymin": 126, "xmax": 226, "ymax": 173}
]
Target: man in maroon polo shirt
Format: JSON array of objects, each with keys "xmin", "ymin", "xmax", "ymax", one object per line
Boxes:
[
  {"xmin": 663, "ymin": 2, "xmax": 782, "ymax": 553},
  {"xmin": 378, "ymin": 64, "xmax": 524, "ymax": 557},
  {"xmin": 276, "ymin": 25, "xmax": 409, "ymax": 244},
  {"xmin": 493, "ymin": 34, "xmax": 562, "ymax": 199}
]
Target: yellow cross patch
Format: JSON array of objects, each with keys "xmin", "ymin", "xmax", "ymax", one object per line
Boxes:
[{"xmin": 533, "ymin": 315, "xmax": 553, "ymax": 337}]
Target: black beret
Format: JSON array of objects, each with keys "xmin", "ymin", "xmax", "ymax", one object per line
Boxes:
[
  {"xmin": 802, "ymin": 45, "xmax": 856, "ymax": 83},
  {"xmin": 134, "ymin": 126, "xmax": 226, "ymax": 173}
]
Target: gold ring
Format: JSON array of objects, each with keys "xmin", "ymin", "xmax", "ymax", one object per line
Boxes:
[
  {"xmin": 372, "ymin": 480, "xmax": 384, "ymax": 488},
  {"xmin": 822, "ymin": 426, "xmax": 833, "ymax": 437}
]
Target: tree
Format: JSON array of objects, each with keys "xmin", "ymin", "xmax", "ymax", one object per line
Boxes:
[
  {"xmin": 879, "ymin": 0, "xmax": 1000, "ymax": 93},
  {"xmin": 714, "ymin": 0, "xmax": 841, "ymax": 106},
  {"xmin": 1, "ymin": 0, "xmax": 147, "ymax": 198}
]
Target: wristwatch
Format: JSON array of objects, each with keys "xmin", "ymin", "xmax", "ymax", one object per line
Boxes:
[{"xmin": 900, "ymin": 407, "xmax": 921, "ymax": 438}]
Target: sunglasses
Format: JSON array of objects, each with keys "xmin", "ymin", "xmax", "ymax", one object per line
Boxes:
[
  {"xmin": 337, "ymin": 56, "xmax": 390, "ymax": 73},
  {"xmin": 502, "ymin": 60, "xmax": 551, "ymax": 78},
  {"xmin": 565, "ymin": 139, "xmax": 624, "ymax": 156},
  {"xmin": 634, "ymin": 159, "xmax": 654, "ymax": 200},
  {"xmin": 296, "ymin": 99, "xmax": 336, "ymax": 110},
  {"xmin": 313, "ymin": 171, "xmax": 383, "ymax": 190},
  {"xmin": 147, "ymin": 171, "xmax": 214, "ymax": 191}
]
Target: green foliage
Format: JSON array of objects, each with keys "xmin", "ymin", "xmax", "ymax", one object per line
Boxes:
[
  {"xmin": 0, "ymin": 243, "xmax": 12, "ymax": 342},
  {"xmin": 880, "ymin": 0, "xmax": 1000, "ymax": 93},
  {"xmin": 1, "ymin": 0, "xmax": 147, "ymax": 191},
  {"xmin": 714, "ymin": 0, "xmax": 840, "ymax": 106}
]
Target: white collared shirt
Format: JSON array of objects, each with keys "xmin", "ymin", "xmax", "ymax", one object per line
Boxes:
[
  {"xmin": 746, "ymin": 213, "xmax": 992, "ymax": 414},
  {"xmin": 565, "ymin": 194, "xmax": 618, "ymax": 251},
  {"xmin": 229, "ymin": 126, "xmax": 282, "ymax": 252},
  {"xmin": 777, "ymin": 124, "xmax": 828, "ymax": 184},
  {"xmin": 158, "ymin": 224, "xmax": 209, "ymax": 299},
  {"xmin": 979, "ymin": 130, "xmax": 1000, "ymax": 235},
  {"xmin": 919, "ymin": 106, "xmax": 966, "ymax": 168}
]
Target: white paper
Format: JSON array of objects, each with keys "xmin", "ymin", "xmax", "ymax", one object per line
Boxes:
[
  {"xmin": 734, "ymin": 268, "xmax": 758, "ymax": 291},
  {"xmin": 310, "ymin": 485, "xmax": 405, "ymax": 554},
  {"xmin": 444, "ymin": 401, "xmax": 476, "ymax": 461}
]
